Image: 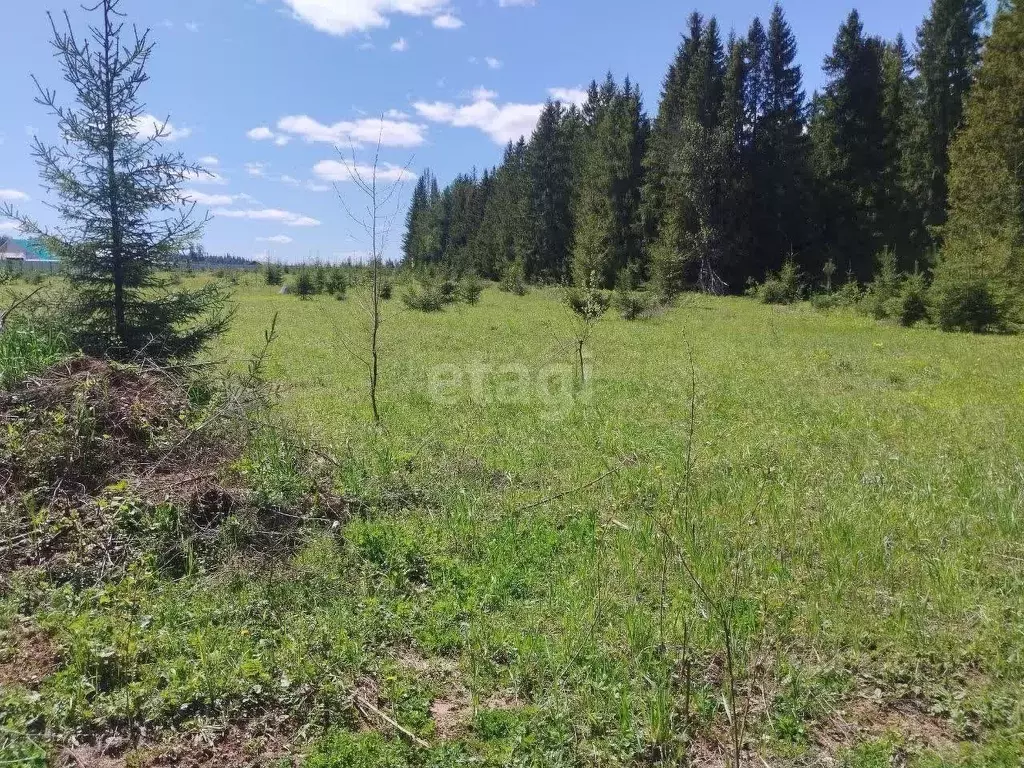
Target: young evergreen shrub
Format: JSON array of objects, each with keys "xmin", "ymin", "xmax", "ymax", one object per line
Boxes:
[
  {"xmin": 293, "ymin": 270, "xmax": 317, "ymax": 300},
  {"xmin": 757, "ymin": 259, "xmax": 802, "ymax": 304},
  {"xmin": 836, "ymin": 275, "xmax": 863, "ymax": 307},
  {"xmin": 898, "ymin": 272, "xmax": 930, "ymax": 327},
  {"xmin": 810, "ymin": 292, "xmax": 839, "ymax": 311},
  {"xmin": 264, "ymin": 262, "xmax": 283, "ymax": 286},
  {"xmin": 934, "ymin": 280, "xmax": 1003, "ymax": 333},
  {"xmin": 437, "ymin": 278, "xmax": 458, "ymax": 304},
  {"xmin": 500, "ymin": 260, "xmax": 527, "ymax": 296},
  {"xmin": 862, "ymin": 248, "xmax": 902, "ymax": 319},
  {"xmin": 324, "ymin": 268, "xmax": 347, "ymax": 297},
  {"xmin": 401, "ymin": 285, "xmax": 446, "ymax": 312},
  {"xmin": 458, "ymin": 275, "xmax": 484, "ymax": 305},
  {"xmin": 378, "ymin": 278, "xmax": 393, "ymax": 301},
  {"xmin": 565, "ymin": 283, "xmax": 611, "ymax": 319},
  {"xmin": 313, "ymin": 264, "xmax": 329, "ymax": 294},
  {"xmin": 614, "ymin": 288, "xmax": 652, "ymax": 320}
]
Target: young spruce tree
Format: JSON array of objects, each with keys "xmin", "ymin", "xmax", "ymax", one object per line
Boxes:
[{"xmin": 2, "ymin": 0, "xmax": 229, "ymax": 359}]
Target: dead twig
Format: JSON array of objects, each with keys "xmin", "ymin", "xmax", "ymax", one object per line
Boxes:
[
  {"xmin": 354, "ymin": 694, "xmax": 430, "ymax": 749},
  {"xmin": 0, "ymin": 285, "xmax": 45, "ymax": 332},
  {"xmin": 512, "ymin": 455, "xmax": 636, "ymax": 515}
]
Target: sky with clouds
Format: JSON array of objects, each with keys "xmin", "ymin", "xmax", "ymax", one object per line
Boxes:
[{"xmin": 0, "ymin": 0, "xmax": 991, "ymax": 263}]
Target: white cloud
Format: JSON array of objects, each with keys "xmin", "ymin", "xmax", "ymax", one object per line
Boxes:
[
  {"xmin": 134, "ymin": 114, "xmax": 191, "ymax": 141},
  {"xmin": 547, "ymin": 87, "xmax": 587, "ymax": 106},
  {"xmin": 469, "ymin": 86, "xmax": 498, "ymax": 101},
  {"xmin": 0, "ymin": 189, "xmax": 30, "ymax": 202},
  {"xmin": 313, "ymin": 160, "xmax": 415, "ymax": 183},
  {"xmin": 246, "ymin": 162, "xmax": 268, "ymax": 177},
  {"xmin": 0, "ymin": 220, "xmax": 22, "ymax": 234},
  {"xmin": 485, "ymin": 56, "xmax": 502, "ymax": 69},
  {"xmin": 433, "ymin": 13, "xmax": 463, "ymax": 28},
  {"xmin": 306, "ymin": 181, "xmax": 332, "ymax": 192},
  {"xmin": 279, "ymin": 0, "xmax": 450, "ymax": 36},
  {"xmin": 185, "ymin": 21, "xmax": 199, "ymax": 32},
  {"xmin": 414, "ymin": 97, "xmax": 540, "ymax": 144},
  {"xmin": 213, "ymin": 208, "xmax": 321, "ymax": 227},
  {"xmin": 391, "ymin": 37, "xmax": 408, "ymax": 52},
  {"xmin": 182, "ymin": 189, "xmax": 236, "ymax": 206},
  {"xmin": 276, "ymin": 115, "xmax": 426, "ymax": 147},
  {"xmin": 199, "ymin": 155, "xmax": 219, "ymax": 166},
  {"xmin": 384, "ymin": 109, "xmax": 410, "ymax": 119},
  {"xmin": 257, "ymin": 235, "xmax": 294, "ymax": 244},
  {"xmin": 358, "ymin": 41, "xmax": 375, "ymax": 50},
  {"xmin": 274, "ymin": 135, "xmax": 291, "ymax": 146},
  {"xmin": 413, "ymin": 86, "xmax": 586, "ymax": 144},
  {"xmin": 247, "ymin": 126, "xmax": 276, "ymax": 141}
]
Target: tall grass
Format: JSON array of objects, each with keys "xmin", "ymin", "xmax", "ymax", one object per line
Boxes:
[{"xmin": 0, "ymin": 318, "xmax": 68, "ymax": 389}]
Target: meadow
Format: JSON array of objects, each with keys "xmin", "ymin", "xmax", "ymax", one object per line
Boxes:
[{"xmin": 3, "ymin": 276, "xmax": 1023, "ymax": 766}]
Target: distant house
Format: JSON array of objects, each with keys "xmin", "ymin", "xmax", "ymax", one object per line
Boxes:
[{"xmin": 0, "ymin": 238, "xmax": 59, "ymax": 263}]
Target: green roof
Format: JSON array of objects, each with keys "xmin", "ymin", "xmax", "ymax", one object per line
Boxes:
[{"xmin": 11, "ymin": 239, "xmax": 58, "ymax": 261}]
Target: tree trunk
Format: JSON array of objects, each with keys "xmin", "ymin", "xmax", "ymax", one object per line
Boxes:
[{"xmin": 102, "ymin": 0, "xmax": 127, "ymax": 348}]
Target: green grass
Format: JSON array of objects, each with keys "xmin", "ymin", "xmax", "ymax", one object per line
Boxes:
[{"xmin": 3, "ymin": 276, "xmax": 1023, "ymax": 766}]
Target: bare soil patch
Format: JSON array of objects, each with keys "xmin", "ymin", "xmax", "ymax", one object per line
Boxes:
[{"xmin": 0, "ymin": 619, "xmax": 60, "ymax": 689}]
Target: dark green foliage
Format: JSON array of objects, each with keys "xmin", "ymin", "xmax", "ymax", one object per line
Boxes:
[
  {"xmin": 808, "ymin": 11, "xmax": 889, "ymax": 281},
  {"xmin": 401, "ymin": 284, "xmax": 447, "ymax": 313},
  {"xmin": 565, "ymin": 279, "xmax": 611, "ymax": 319},
  {"xmin": 933, "ymin": 1, "xmax": 1024, "ymax": 332},
  {"xmin": 401, "ymin": 274, "xmax": 477, "ymax": 312},
  {"xmin": 293, "ymin": 269, "xmax": 317, "ymax": 300},
  {"xmin": 744, "ymin": 5, "xmax": 812, "ymax": 282},
  {"xmin": 323, "ymin": 267, "xmax": 348, "ymax": 298},
  {"xmin": 572, "ymin": 75, "xmax": 648, "ymax": 288},
  {"xmin": 643, "ymin": 13, "xmax": 705, "ymax": 252},
  {"xmin": 654, "ymin": 19, "xmax": 729, "ymax": 294},
  {"xmin": 898, "ymin": 271, "xmax": 930, "ymax": 326},
  {"xmin": 934, "ymin": 279, "xmax": 1002, "ymax": 332},
  {"xmin": 913, "ymin": 0, "xmax": 989, "ymax": 237},
  {"xmin": 378, "ymin": 278, "xmax": 394, "ymax": 301},
  {"xmin": 862, "ymin": 248, "xmax": 903, "ymax": 319},
  {"xmin": 472, "ymin": 141, "xmax": 530, "ymax": 280},
  {"xmin": 457, "ymin": 275, "xmax": 483, "ymax": 305},
  {"xmin": 613, "ymin": 288, "xmax": 654, "ymax": 320},
  {"xmin": 499, "ymin": 259, "xmax": 528, "ymax": 296},
  {"xmin": 394, "ymin": 1, "xmax": 1020, "ymax": 339},
  {"xmin": 525, "ymin": 101, "xmax": 579, "ymax": 282},
  {"xmin": 0, "ymin": 0, "xmax": 229, "ymax": 360},
  {"xmin": 757, "ymin": 259, "xmax": 802, "ymax": 304},
  {"xmin": 264, "ymin": 262, "xmax": 284, "ymax": 286}
]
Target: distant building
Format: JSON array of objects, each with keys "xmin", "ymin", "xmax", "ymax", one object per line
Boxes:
[{"xmin": 0, "ymin": 238, "xmax": 59, "ymax": 263}]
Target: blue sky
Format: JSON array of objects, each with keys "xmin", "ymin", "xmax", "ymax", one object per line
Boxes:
[{"xmin": 0, "ymin": 0, "xmax": 992, "ymax": 263}]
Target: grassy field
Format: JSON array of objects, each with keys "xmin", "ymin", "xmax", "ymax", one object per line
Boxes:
[{"xmin": 3, "ymin": 276, "xmax": 1023, "ymax": 766}]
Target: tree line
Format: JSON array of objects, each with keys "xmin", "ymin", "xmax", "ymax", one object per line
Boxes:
[{"xmin": 403, "ymin": 0, "xmax": 1023, "ymax": 329}]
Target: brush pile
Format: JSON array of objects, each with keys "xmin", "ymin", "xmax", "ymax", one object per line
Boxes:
[{"xmin": 0, "ymin": 355, "xmax": 348, "ymax": 586}]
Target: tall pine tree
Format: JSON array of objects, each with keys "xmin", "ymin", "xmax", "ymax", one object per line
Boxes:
[
  {"xmin": 746, "ymin": 5, "xmax": 810, "ymax": 280},
  {"xmin": 809, "ymin": 11, "xmax": 888, "ymax": 280},
  {"xmin": 914, "ymin": 0, "xmax": 988, "ymax": 239},
  {"xmin": 573, "ymin": 75, "xmax": 648, "ymax": 287},
  {"xmin": 643, "ymin": 13, "xmax": 704, "ymax": 251},
  {"xmin": 525, "ymin": 101, "xmax": 577, "ymax": 282}
]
